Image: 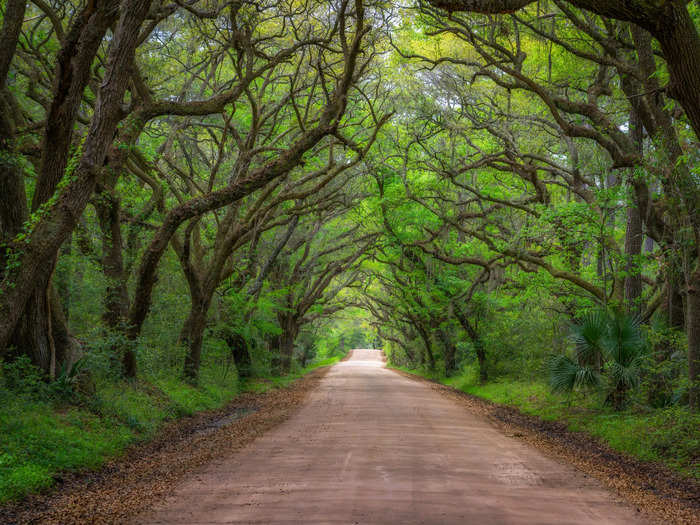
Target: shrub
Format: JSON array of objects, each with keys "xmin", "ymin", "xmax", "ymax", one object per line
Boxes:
[{"xmin": 547, "ymin": 310, "xmax": 647, "ymax": 410}]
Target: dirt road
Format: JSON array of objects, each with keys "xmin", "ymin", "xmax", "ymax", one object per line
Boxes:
[{"xmin": 140, "ymin": 349, "xmax": 645, "ymax": 524}]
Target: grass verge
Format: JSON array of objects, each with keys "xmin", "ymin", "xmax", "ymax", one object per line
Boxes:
[
  {"xmin": 391, "ymin": 364, "xmax": 700, "ymax": 480},
  {"xmin": 0, "ymin": 355, "xmax": 343, "ymax": 504}
]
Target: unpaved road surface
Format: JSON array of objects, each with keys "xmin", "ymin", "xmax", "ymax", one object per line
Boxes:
[{"xmin": 140, "ymin": 349, "xmax": 645, "ymax": 524}]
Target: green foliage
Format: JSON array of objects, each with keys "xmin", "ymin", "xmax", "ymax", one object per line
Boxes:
[
  {"xmin": 547, "ymin": 310, "xmax": 647, "ymax": 409},
  {"xmin": 0, "ymin": 395, "xmax": 133, "ymax": 503},
  {"xmin": 1, "ymin": 356, "xmax": 85, "ymax": 402},
  {"xmin": 547, "ymin": 354, "xmax": 600, "ymax": 393},
  {"xmin": 1, "ymin": 356, "xmax": 46, "ymax": 397},
  {"xmin": 0, "ymin": 349, "xmax": 339, "ymax": 504}
]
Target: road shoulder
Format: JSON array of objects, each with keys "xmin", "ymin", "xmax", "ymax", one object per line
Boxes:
[
  {"xmin": 0, "ymin": 367, "xmax": 330, "ymax": 525},
  {"xmin": 391, "ymin": 368, "xmax": 700, "ymax": 525}
]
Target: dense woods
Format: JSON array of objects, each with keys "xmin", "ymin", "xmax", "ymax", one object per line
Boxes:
[{"xmin": 0, "ymin": 0, "xmax": 698, "ymax": 503}]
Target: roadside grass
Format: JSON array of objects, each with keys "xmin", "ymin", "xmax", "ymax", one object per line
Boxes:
[
  {"xmin": 392, "ymin": 364, "xmax": 700, "ymax": 480},
  {"xmin": 0, "ymin": 355, "xmax": 341, "ymax": 504},
  {"xmin": 241, "ymin": 356, "xmax": 343, "ymax": 392}
]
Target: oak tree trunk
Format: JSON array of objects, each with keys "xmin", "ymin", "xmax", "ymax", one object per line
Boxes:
[
  {"xmin": 687, "ymin": 266, "xmax": 700, "ymax": 411},
  {"xmin": 278, "ymin": 317, "xmax": 299, "ymax": 375},
  {"xmin": 624, "ymin": 110, "xmax": 644, "ymax": 315},
  {"xmin": 0, "ymin": 0, "xmax": 152, "ymax": 357},
  {"xmin": 181, "ymin": 301, "xmax": 210, "ymax": 383},
  {"xmin": 95, "ymin": 189, "xmax": 136, "ymax": 376},
  {"xmin": 438, "ymin": 328, "xmax": 457, "ymax": 376},
  {"xmin": 226, "ymin": 332, "xmax": 252, "ymax": 378}
]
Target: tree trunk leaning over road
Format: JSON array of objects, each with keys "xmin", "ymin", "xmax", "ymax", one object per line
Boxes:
[{"xmin": 0, "ymin": 0, "xmax": 153, "ymax": 364}]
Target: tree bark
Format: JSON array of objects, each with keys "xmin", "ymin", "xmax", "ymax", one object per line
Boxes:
[
  {"xmin": 95, "ymin": 189, "xmax": 135, "ymax": 376},
  {"xmin": 0, "ymin": 0, "xmax": 117, "ymax": 374},
  {"xmin": 687, "ymin": 265, "xmax": 700, "ymax": 410},
  {"xmin": 55, "ymin": 235, "xmax": 73, "ymax": 318},
  {"xmin": 32, "ymin": 1, "xmax": 118, "ymax": 210},
  {"xmin": 0, "ymin": 0, "xmax": 27, "ymax": 91},
  {"xmin": 0, "ymin": 0, "xmax": 154, "ymax": 359},
  {"xmin": 278, "ymin": 315, "xmax": 299, "ymax": 374},
  {"xmin": 623, "ymin": 203, "xmax": 643, "ymax": 314},
  {"xmin": 668, "ymin": 269, "xmax": 686, "ymax": 330},
  {"xmin": 653, "ymin": 2, "xmax": 700, "ymax": 141},
  {"xmin": 5, "ymin": 0, "xmax": 131, "ymax": 376},
  {"xmin": 224, "ymin": 332, "xmax": 252, "ymax": 378},
  {"xmin": 0, "ymin": 0, "xmax": 31, "ymax": 366},
  {"xmin": 0, "ymin": 154, "xmax": 28, "ymax": 270},
  {"xmin": 438, "ymin": 328, "xmax": 457, "ymax": 376},
  {"xmin": 181, "ymin": 300, "xmax": 210, "ymax": 383},
  {"xmin": 624, "ymin": 109, "xmax": 643, "ymax": 315},
  {"xmin": 0, "ymin": 0, "xmax": 151, "ymax": 358}
]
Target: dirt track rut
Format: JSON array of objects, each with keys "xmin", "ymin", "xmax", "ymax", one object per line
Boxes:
[{"xmin": 139, "ymin": 349, "xmax": 646, "ymax": 524}]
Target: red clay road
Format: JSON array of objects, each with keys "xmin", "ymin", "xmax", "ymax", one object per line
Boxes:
[{"xmin": 139, "ymin": 349, "xmax": 645, "ymax": 524}]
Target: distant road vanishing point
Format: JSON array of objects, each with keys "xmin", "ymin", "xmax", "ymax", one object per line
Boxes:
[{"xmin": 139, "ymin": 349, "xmax": 645, "ymax": 524}]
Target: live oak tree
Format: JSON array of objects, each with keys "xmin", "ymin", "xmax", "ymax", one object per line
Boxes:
[
  {"xmin": 1, "ymin": 1, "xmax": 698, "ymax": 416},
  {"xmin": 379, "ymin": 1, "xmax": 700, "ymax": 409},
  {"xmin": 1, "ymin": 0, "xmax": 155, "ymax": 376},
  {"xmin": 0, "ymin": 0, "xmax": 378, "ymax": 379}
]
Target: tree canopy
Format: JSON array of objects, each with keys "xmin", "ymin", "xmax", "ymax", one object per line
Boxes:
[{"xmin": 0, "ymin": 0, "xmax": 698, "ymax": 415}]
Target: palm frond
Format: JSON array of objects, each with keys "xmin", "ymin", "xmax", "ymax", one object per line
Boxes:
[
  {"xmin": 570, "ymin": 310, "xmax": 607, "ymax": 365},
  {"xmin": 602, "ymin": 311, "xmax": 645, "ymax": 366},
  {"xmin": 556, "ymin": 310, "xmax": 645, "ymax": 408},
  {"xmin": 547, "ymin": 354, "xmax": 600, "ymax": 393}
]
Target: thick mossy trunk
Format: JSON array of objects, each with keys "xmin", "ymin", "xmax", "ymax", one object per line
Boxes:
[
  {"xmin": 0, "ymin": 0, "xmax": 150, "ymax": 360},
  {"xmin": 624, "ymin": 112, "xmax": 643, "ymax": 315},
  {"xmin": 9, "ymin": 281, "xmax": 73, "ymax": 378},
  {"xmin": 222, "ymin": 331, "xmax": 252, "ymax": 378},
  {"xmin": 438, "ymin": 328, "xmax": 457, "ymax": 376},
  {"xmin": 181, "ymin": 302, "xmax": 209, "ymax": 383},
  {"xmin": 653, "ymin": 3, "xmax": 700, "ymax": 140},
  {"xmin": 278, "ymin": 316, "xmax": 299, "ymax": 375},
  {"xmin": 96, "ymin": 190, "xmax": 136, "ymax": 377}
]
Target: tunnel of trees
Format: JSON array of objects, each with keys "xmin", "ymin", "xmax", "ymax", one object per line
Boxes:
[{"xmin": 0, "ymin": 0, "xmax": 698, "ymax": 502}]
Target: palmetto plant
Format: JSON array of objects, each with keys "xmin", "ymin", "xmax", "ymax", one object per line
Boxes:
[{"xmin": 548, "ymin": 310, "xmax": 647, "ymax": 410}]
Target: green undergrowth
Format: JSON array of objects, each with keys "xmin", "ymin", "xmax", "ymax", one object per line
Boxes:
[
  {"xmin": 0, "ymin": 355, "xmax": 341, "ymax": 504},
  {"xmin": 392, "ymin": 364, "xmax": 700, "ymax": 480},
  {"xmin": 241, "ymin": 356, "xmax": 343, "ymax": 393}
]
